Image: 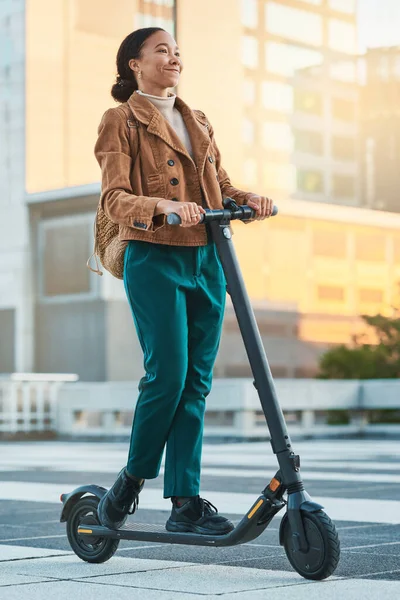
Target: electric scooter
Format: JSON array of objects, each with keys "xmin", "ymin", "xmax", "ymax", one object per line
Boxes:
[{"xmin": 60, "ymin": 198, "xmax": 340, "ymax": 581}]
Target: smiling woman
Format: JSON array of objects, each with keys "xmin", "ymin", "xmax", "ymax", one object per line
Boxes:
[{"xmin": 93, "ymin": 25, "xmax": 274, "ymax": 538}]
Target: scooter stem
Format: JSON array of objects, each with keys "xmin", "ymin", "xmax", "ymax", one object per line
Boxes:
[{"xmin": 209, "ymin": 218, "xmax": 303, "ymax": 488}]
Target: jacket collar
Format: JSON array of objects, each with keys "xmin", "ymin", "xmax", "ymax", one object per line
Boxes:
[{"xmin": 126, "ymin": 91, "xmax": 211, "ymax": 170}]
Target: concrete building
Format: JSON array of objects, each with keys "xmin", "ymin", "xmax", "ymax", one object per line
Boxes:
[
  {"xmin": 290, "ymin": 57, "xmax": 361, "ymax": 207},
  {"xmin": 361, "ymin": 46, "xmax": 400, "ymax": 212},
  {"xmin": 238, "ymin": 0, "xmax": 358, "ymax": 203},
  {"xmin": 289, "ymin": 43, "xmax": 400, "ymax": 212},
  {"xmin": 1, "ymin": 0, "xmax": 399, "ymax": 382}
]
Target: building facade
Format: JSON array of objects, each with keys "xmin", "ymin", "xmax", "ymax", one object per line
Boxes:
[
  {"xmin": 291, "ymin": 58, "xmax": 361, "ymax": 208},
  {"xmin": 1, "ymin": 0, "xmax": 399, "ymax": 382},
  {"xmin": 361, "ymin": 46, "xmax": 400, "ymax": 212},
  {"xmin": 238, "ymin": 0, "xmax": 358, "ymax": 204},
  {"xmin": 0, "ymin": 0, "xmax": 26, "ymax": 372}
]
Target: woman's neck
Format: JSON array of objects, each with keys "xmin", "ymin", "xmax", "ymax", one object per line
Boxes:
[
  {"xmin": 136, "ymin": 89, "xmax": 176, "ymax": 100},
  {"xmin": 136, "ymin": 86, "xmax": 174, "ymax": 98}
]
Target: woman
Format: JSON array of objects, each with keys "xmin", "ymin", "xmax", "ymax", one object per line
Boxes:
[{"xmin": 95, "ymin": 27, "xmax": 273, "ymax": 535}]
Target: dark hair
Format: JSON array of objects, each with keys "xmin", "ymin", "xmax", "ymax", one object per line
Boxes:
[{"xmin": 111, "ymin": 27, "xmax": 166, "ymax": 102}]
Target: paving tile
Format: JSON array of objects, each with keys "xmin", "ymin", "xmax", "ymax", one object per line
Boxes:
[
  {"xmin": 80, "ymin": 564, "xmax": 307, "ymax": 594},
  {"xmin": 0, "ymin": 574, "xmax": 52, "ymax": 587},
  {"xmin": 220, "ymin": 578, "xmax": 400, "ymax": 600},
  {"xmin": 0, "ymin": 580, "xmax": 184, "ymax": 600},
  {"xmin": 4, "ymin": 554, "xmax": 195, "ymax": 580},
  {"xmin": 0, "ymin": 544, "xmax": 71, "ymax": 561}
]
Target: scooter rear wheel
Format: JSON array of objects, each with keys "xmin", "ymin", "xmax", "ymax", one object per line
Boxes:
[
  {"xmin": 281, "ymin": 509, "xmax": 340, "ymax": 580},
  {"xmin": 66, "ymin": 496, "xmax": 119, "ymax": 563}
]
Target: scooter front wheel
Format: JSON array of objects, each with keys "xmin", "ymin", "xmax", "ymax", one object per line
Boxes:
[
  {"xmin": 66, "ymin": 496, "xmax": 119, "ymax": 563},
  {"xmin": 281, "ymin": 510, "xmax": 340, "ymax": 580}
]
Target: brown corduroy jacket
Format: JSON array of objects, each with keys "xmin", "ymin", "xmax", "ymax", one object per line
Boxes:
[{"xmin": 94, "ymin": 92, "xmax": 255, "ymax": 246}]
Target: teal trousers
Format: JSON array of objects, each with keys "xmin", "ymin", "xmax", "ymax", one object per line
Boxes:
[{"xmin": 123, "ymin": 230, "xmax": 226, "ymax": 498}]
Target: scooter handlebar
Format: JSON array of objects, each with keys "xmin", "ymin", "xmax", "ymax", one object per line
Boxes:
[{"xmin": 167, "ymin": 203, "xmax": 278, "ymax": 226}]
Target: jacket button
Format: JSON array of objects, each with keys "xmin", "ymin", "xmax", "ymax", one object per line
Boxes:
[
  {"xmin": 171, "ymin": 197, "xmax": 179, "ymax": 202},
  {"xmin": 167, "ymin": 159, "xmax": 175, "ymax": 166},
  {"xmin": 170, "ymin": 178, "xmax": 179, "ymax": 186},
  {"xmin": 208, "ymin": 156, "xmax": 214, "ymax": 163}
]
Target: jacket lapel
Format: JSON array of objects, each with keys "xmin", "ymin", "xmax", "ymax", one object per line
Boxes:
[
  {"xmin": 175, "ymin": 97, "xmax": 212, "ymax": 174},
  {"xmin": 126, "ymin": 92, "xmax": 211, "ymax": 171}
]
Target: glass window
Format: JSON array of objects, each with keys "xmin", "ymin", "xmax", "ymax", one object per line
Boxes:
[
  {"xmin": 378, "ymin": 56, "xmax": 390, "ymax": 81},
  {"xmin": 332, "ymin": 175, "xmax": 355, "ymax": 197},
  {"xmin": 332, "ymin": 136, "xmax": 355, "ymax": 161},
  {"xmin": 265, "ymin": 42, "xmax": 322, "ymax": 77},
  {"xmin": 264, "ymin": 163, "xmax": 296, "ymax": 192},
  {"xmin": 265, "ymin": 2, "xmax": 323, "ymax": 47},
  {"xmin": 298, "ymin": 170, "xmax": 324, "ymax": 193},
  {"xmin": 332, "ymin": 97, "xmax": 356, "ymax": 121},
  {"xmin": 39, "ymin": 215, "xmax": 94, "ymax": 298},
  {"xmin": 243, "ymin": 158, "xmax": 258, "ymax": 186},
  {"xmin": 355, "ymin": 235, "xmax": 386, "ymax": 262},
  {"xmin": 294, "ymin": 89, "xmax": 322, "ymax": 115},
  {"xmin": 243, "ymin": 79, "xmax": 256, "ymax": 105},
  {"xmin": 395, "ymin": 56, "xmax": 400, "ymax": 80},
  {"xmin": 0, "ymin": 309, "xmax": 15, "ymax": 372},
  {"xmin": 75, "ymin": 1, "xmax": 139, "ymax": 37},
  {"xmin": 241, "ymin": 0, "xmax": 257, "ymax": 28},
  {"xmin": 358, "ymin": 289, "xmax": 383, "ymax": 304},
  {"xmin": 329, "ymin": 0, "xmax": 356, "ymax": 14},
  {"xmin": 394, "ymin": 237, "xmax": 400, "ymax": 263},
  {"xmin": 330, "ymin": 59, "xmax": 357, "ymax": 82},
  {"xmin": 144, "ymin": 0, "xmax": 175, "ymax": 5},
  {"xmin": 242, "ymin": 36, "xmax": 258, "ymax": 69},
  {"xmin": 242, "ymin": 118, "xmax": 255, "ymax": 144},
  {"xmin": 328, "ymin": 19, "xmax": 357, "ymax": 54},
  {"xmin": 261, "ymin": 81, "xmax": 293, "ymax": 113},
  {"xmin": 135, "ymin": 13, "xmax": 174, "ymax": 32},
  {"xmin": 262, "ymin": 122, "xmax": 293, "ymax": 151},
  {"xmin": 317, "ymin": 285, "xmax": 345, "ymax": 301},
  {"xmin": 313, "ymin": 230, "xmax": 347, "ymax": 258},
  {"xmin": 294, "ymin": 130, "xmax": 323, "ymax": 155}
]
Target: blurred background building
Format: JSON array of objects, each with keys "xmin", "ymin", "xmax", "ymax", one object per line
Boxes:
[
  {"xmin": 361, "ymin": 46, "xmax": 400, "ymax": 212},
  {"xmin": 1, "ymin": 0, "xmax": 400, "ymax": 381},
  {"xmin": 240, "ymin": 0, "xmax": 359, "ymax": 206}
]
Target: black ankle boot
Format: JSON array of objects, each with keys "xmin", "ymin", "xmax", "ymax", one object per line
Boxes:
[
  {"xmin": 97, "ymin": 467, "xmax": 144, "ymax": 530},
  {"xmin": 166, "ymin": 495, "xmax": 234, "ymax": 535}
]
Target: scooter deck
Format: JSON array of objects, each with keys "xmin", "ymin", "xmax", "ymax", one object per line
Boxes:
[
  {"xmin": 77, "ymin": 495, "xmax": 286, "ymax": 548},
  {"xmin": 78, "ymin": 521, "xmax": 232, "ymax": 546}
]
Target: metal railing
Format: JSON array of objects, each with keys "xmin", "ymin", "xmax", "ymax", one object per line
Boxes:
[
  {"xmin": 0, "ymin": 373, "xmax": 78, "ymax": 434},
  {"xmin": 55, "ymin": 378, "xmax": 400, "ymax": 439},
  {"xmin": 1, "ymin": 375, "xmax": 399, "ymax": 438}
]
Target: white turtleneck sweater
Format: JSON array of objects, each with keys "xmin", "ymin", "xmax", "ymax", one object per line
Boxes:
[{"xmin": 135, "ymin": 90, "xmax": 194, "ymax": 160}]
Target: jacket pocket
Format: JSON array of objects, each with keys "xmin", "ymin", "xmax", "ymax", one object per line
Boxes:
[{"xmin": 147, "ymin": 173, "xmax": 165, "ymax": 198}]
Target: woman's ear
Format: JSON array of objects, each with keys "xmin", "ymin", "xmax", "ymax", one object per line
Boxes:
[{"xmin": 129, "ymin": 59, "xmax": 139, "ymax": 73}]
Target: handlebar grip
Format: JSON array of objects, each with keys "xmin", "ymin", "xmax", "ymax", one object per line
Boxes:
[
  {"xmin": 167, "ymin": 213, "xmax": 182, "ymax": 225},
  {"xmin": 167, "ymin": 205, "xmax": 278, "ymax": 226}
]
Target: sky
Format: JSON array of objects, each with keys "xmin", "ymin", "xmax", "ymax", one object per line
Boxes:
[{"xmin": 358, "ymin": 0, "xmax": 400, "ymax": 52}]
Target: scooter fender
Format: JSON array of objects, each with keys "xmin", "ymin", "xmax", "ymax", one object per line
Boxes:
[
  {"xmin": 279, "ymin": 500, "xmax": 324, "ymax": 546},
  {"xmin": 300, "ymin": 500, "xmax": 324, "ymax": 513},
  {"xmin": 59, "ymin": 484, "xmax": 107, "ymax": 522}
]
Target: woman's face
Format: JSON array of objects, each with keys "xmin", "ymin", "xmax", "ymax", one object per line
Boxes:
[{"xmin": 130, "ymin": 30, "xmax": 183, "ymax": 93}]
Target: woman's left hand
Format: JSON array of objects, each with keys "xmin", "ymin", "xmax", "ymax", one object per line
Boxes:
[{"xmin": 246, "ymin": 194, "xmax": 274, "ymax": 220}]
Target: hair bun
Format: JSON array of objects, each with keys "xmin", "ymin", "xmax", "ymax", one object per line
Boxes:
[
  {"xmin": 117, "ymin": 78, "xmax": 131, "ymax": 87},
  {"xmin": 112, "ymin": 76, "xmax": 137, "ymax": 102}
]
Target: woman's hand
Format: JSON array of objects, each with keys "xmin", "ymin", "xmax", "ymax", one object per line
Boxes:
[
  {"xmin": 155, "ymin": 200, "xmax": 206, "ymax": 227},
  {"xmin": 245, "ymin": 194, "xmax": 274, "ymax": 220}
]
